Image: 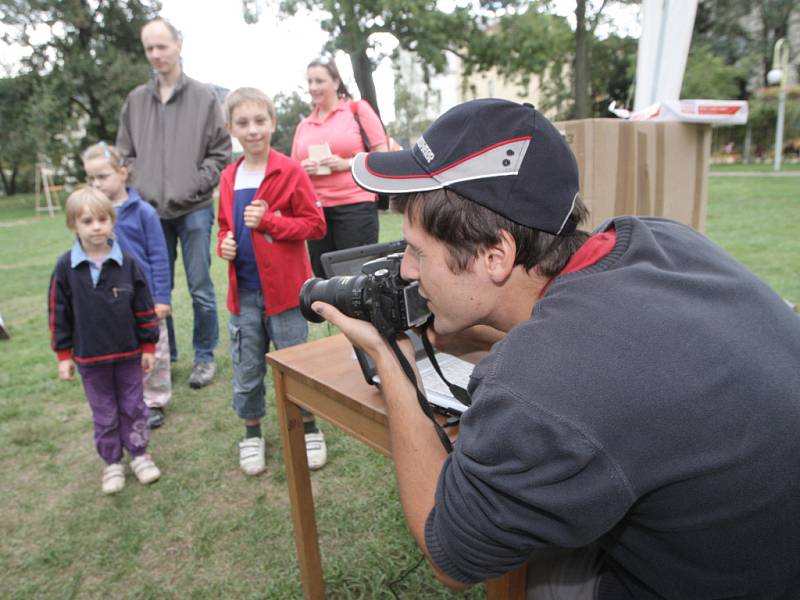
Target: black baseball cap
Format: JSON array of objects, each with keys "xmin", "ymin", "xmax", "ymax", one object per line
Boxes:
[{"xmin": 351, "ymin": 98, "xmax": 580, "ymax": 235}]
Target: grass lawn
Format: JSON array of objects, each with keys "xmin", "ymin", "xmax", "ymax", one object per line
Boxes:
[
  {"xmin": 1, "ymin": 176, "xmax": 797, "ymax": 598},
  {"xmin": 710, "ymin": 161, "xmax": 800, "ymax": 172}
]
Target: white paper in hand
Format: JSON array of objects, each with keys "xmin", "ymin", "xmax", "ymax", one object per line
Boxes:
[{"xmin": 308, "ymin": 143, "xmax": 332, "ymax": 175}]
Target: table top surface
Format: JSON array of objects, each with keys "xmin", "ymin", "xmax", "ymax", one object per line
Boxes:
[{"xmin": 267, "ymin": 333, "xmax": 388, "ymax": 423}]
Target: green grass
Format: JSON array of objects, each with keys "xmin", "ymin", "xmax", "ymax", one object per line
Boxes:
[
  {"xmin": 1, "ymin": 179, "xmax": 797, "ymax": 598},
  {"xmin": 710, "ymin": 161, "xmax": 800, "ymax": 172},
  {"xmin": 0, "ymin": 197, "xmax": 472, "ymax": 600}
]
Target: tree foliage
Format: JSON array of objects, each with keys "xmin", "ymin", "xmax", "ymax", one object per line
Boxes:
[
  {"xmin": 273, "ymin": 0, "xmax": 488, "ymax": 114},
  {"xmin": 681, "ymin": 47, "xmax": 747, "ymax": 100},
  {"xmin": 271, "ymin": 90, "xmax": 313, "ymax": 155},
  {"xmin": 0, "ymin": 0, "xmax": 159, "ymax": 190},
  {"xmin": 460, "ymin": 4, "xmax": 572, "ymax": 90},
  {"xmin": 691, "ymin": 0, "xmax": 799, "ymax": 93},
  {"xmin": 0, "ymin": 73, "xmax": 38, "ymax": 194}
]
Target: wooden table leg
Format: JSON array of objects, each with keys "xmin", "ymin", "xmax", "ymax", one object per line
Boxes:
[
  {"xmin": 272, "ymin": 367, "xmax": 325, "ymax": 599},
  {"xmin": 485, "ymin": 565, "xmax": 527, "ymax": 600}
]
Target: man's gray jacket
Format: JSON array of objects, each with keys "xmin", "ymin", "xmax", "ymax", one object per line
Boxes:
[{"xmin": 116, "ymin": 73, "xmax": 231, "ymax": 220}]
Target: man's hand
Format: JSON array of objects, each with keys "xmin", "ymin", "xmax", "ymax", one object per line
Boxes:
[
  {"xmin": 312, "ymin": 301, "xmax": 387, "ymax": 356},
  {"xmin": 154, "ymin": 303, "xmax": 171, "ymax": 319},
  {"xmin": 243, "ymin": 199, "xmax": 267, "ymax": 229},
  {"xmin": 312, "ymin": 301, "xmax": 418, "ymax": 378},
  {"xmin": 58, "ymin": 358, "xmax": 75, "ymax": 381},
  {"xmin": 421, "ymin": 323, "xmax": 505, "ymax": 363},
  {"xmin": 220, "ymin": 231, "xmax": 237, "ymax": 261},
  {"xmin": 141, "ymin": 352, "xmax": 155, "ymax": 373}
]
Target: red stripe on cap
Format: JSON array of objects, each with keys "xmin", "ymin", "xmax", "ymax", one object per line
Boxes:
[{"xmin": 366, "ymin": 136, "xmax": 532, "ymax": 179}]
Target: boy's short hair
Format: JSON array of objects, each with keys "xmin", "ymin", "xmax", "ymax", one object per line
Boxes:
[
  {"xmin": 224, "ymin": 87, "xmax": 276, "ymax": 124},
  {"xmin": 65, "ymin": 187, "xmax": 116, "ymax": 231},
  {"xmin": 81, "ymin": 142, "xmax": 124, "ymax": 171}
]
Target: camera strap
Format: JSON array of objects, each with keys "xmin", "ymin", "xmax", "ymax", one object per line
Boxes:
[
  {"xmin": 387, "ymin": 337, "xmax": 454, "ymax": 454},
  {"xmin": 419, "ymin": 327, "xmax": 472, "ymax": 407}
]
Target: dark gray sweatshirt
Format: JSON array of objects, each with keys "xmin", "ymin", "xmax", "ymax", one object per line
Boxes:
[
  {"xmin": 116, "ymin": 73, "xmax": 231, "ymax": 220},
  {"xmin": 426, "ymin": 217, "xmax": 800, "ymax": 599}
]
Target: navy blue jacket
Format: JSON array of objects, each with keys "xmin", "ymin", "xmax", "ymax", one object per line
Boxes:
[{"xmin": 48, "ymin": 246, "xmax": 159, "ymax": 366}]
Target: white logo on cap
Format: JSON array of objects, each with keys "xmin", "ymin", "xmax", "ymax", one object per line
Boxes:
[{"xmin": 417, "ymin": 136, "xmax": 435, "ymax": 163}]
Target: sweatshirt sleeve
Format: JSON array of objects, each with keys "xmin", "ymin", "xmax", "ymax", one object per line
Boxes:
[
  {"xmin": 116, "ymin": 95, "xmax": 137, "ymax": 172},
  {"xmin": 131, "ymin": 260, "xmax": 159, "ymax": 352},
  {"xmin": 424, "ymin": 367, "xmax": 635, "ymax": 584},
  {"xmin": 217, "ymin": 176, "xmax": 232, "ymax": 258},
  {"xmin": 142, "ymin": 208, "xmax": 171, "ymax": 305},
  {"xmin": 48, "ymin": 259, "xmax": 74, "ymax": 361},
  {"xmin": 196, "ymin": 95, "xmax": 232, "ymax": 196},
  {"xmin": 259, "ymin": 166, "xmax": 326, "ymax": 241}
]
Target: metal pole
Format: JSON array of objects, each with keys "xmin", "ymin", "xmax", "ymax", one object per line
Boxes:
[
  {"xmin": 774, "ymin": 87, "xmax": 786, "ymax": 172},
  {"xmin": 770, "ymin": 38, "xmax": 789, "ymax": 172}
]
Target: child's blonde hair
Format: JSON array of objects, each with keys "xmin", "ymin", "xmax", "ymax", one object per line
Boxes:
[
  {"xmin": 65, "ymin": 187, "xmax": 116, "ymax": 230},
  {"xmin": 224, "ymin": 87, "xmax": 276, "ymax": 124},
  {"xmin": 81, "ymin": 142, "xmax": 125, "ymax": 171}
]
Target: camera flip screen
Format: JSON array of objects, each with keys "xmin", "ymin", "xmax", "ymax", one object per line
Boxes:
[{"xmin": 403, "ymin": 282, "xmax": 431, "ymax": 327}]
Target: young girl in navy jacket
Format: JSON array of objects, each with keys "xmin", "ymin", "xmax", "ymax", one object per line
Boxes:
[{"xmin": 49, "ymin": 187, "xmax": 162, "ymax": 494}]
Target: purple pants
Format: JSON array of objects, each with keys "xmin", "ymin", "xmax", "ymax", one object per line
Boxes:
[{"xmin": 79, "ymin": 360, "xmax": 150, "ymax": 465}]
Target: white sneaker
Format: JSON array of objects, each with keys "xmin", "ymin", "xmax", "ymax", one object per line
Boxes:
[
  {"xmin": 130, "ymin": 454, "xmax": 161, "ymax": 485},
  {"xmin": 305, "ymin": 431, "xmax": 327, "ymax": 470},
  {"xmin": 239, "ymin": 437, "xmax": 266, "ymax": 476},
  {"xmin": 102, "ymin": 463, "xmax": 125, "ymax": 495}
]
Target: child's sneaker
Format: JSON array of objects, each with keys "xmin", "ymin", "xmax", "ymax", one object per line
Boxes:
[
  {"xmin": 130, "ymin": 454, "xmax": 161, "ymax": 485},
  {"xmin": 239, "ymin": 437, "xmax": 266, "ymax": 476},
  {"xmin": 305, "ymin": 431, "xmax": 327, "ymax": 470},
  {"xmin": 102, "ymin": 463, "xmax": 125, "ymax": 495}
]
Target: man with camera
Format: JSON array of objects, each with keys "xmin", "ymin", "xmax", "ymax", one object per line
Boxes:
[{"xmin": 309, "ymin": 99, "xmax": 800, "ymax": 598}]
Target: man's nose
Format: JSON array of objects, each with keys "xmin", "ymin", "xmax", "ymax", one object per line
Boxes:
[{"xmin": 400, "ymin": 253, "xmax": 417, "ymax": 281}]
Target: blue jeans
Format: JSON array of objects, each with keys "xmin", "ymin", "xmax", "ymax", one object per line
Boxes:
[
  {"xmin": 161, "ymin": 206, "xmax": 219, "ymax": 363},
  {"xmin": 229, "ymin": 288, "xmax": 308, "ymax": 420}
]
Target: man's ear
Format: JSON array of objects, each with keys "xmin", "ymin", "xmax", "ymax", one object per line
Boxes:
[{"xmin": 482, "ymin": 230, "xmax": 516, "ymax": 284}]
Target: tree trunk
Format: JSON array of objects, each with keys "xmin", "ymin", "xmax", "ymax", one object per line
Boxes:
[
  {"xmin": 349, "ymin": 48, "xmax": 381, "ymax": 118},
  {"xmin": 574, "ymin": 0, "xmax": 590, "ymax": 119},
  {"xmin": 9, "ymin": 166, "xmax": 17, "ymax": 196},
  {"xmin": 0, "ymin": 159, "xmax": 8, "ymax": 195},
  {"xmin": 0, "ymin": 160, "xmax": 19, "ymax": 196}
]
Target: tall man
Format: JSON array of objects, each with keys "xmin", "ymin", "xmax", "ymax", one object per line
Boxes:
[
  {"xmin": 117, "ymin": 18, "xmax": 231, "ymax": 396},
  {"xmin": 314, "ymin": 99, "xmax": 800, "ymax": 598}
]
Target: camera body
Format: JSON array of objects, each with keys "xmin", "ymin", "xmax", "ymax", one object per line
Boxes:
[{"xmin": 300, "ymin": 253, "xmax": 430, "ymax": 339}]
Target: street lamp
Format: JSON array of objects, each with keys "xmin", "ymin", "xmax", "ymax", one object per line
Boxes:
[{"xmin": 767, "ymin": 38, "xmax": 789, "ymax": 172}]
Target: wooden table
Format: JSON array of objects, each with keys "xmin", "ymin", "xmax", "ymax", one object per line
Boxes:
[{"xmin": 267, "ymin": 333, "xmax": 526, "ymax": 599}]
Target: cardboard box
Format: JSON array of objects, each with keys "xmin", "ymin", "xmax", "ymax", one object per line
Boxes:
[{"xmin": 555, "ymin": 119, "xmax": 712, "ymax": 232}]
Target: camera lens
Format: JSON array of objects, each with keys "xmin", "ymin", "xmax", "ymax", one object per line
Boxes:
[{"xmin": 299, "ymin": 275, "xmax": 369, "ymax": 323}]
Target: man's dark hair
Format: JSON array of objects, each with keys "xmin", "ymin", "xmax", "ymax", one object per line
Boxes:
[{"xmin": 393, "ymin": 189, "xmax": 590, "ymax": 278}]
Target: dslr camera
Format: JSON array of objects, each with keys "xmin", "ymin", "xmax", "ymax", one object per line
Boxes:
[{"xmin": 299, "ymin": 253, "xmax": 430, "ymax": 339}]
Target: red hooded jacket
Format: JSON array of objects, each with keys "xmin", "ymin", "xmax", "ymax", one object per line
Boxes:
[{"xmin": 217, "ymin": 150, "xmax": 326, "ymax": 316}]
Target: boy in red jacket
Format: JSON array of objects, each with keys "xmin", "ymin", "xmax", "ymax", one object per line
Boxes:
[{"xmin": 217, "ymin": 87, "xmax": 327, "ymax": 475}]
